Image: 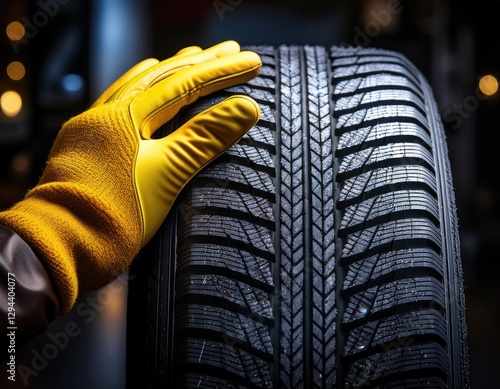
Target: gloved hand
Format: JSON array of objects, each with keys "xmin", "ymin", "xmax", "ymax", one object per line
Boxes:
[{"xmin": 0, "ymin": 40, "xmax": 261, "ymax": 313}]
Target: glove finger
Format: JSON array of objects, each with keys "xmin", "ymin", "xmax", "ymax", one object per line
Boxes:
[
  {"xmin": 107, "ymin": 40, "xmax": 243, "ymax": 104},
  {"xmin": 174, "ymin": 45, "xmax": 203, "ymax": 57},
  {"xmin": 130, "ymin": 50, "xmax": 262, "ymax": 139},
  {"xmin": 91, "ymin": 58, "xmax": 159, "ymax": 108},
  {"xmin": 135, "ymin": 95, "xmax": 260, "ymax": 244}
]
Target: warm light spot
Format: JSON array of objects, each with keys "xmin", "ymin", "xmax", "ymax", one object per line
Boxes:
[
  {"xmin": 6, "ymin": 21, "xmax": 25, "ymax": 41},
  {"xmin": 1, "ymin": 91, "xmax": 22, "ymax": 117},
  {"xmin": 12, "ymin": 153, "xmax": 31, "ymax": 175},
  {"xmin": 479, "ymin": 75, "xmax": 498, "ymax": 96},
  {"xmin": 6, "ymin": 61, "xmax": 25, "ymax": 81}
]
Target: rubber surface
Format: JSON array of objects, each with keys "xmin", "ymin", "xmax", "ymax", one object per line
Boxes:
[{"xmin": 126, "ymin": 45, "xmax": 469, "ymax": 389}]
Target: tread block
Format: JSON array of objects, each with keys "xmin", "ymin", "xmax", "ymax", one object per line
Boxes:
[
  {"xmin": 177, "ymin": 243, "xmax": 274, "ymax": 290},
  {"xmin": 344, "ymin": 344, "xmax": 448, "ymax": 388},
  {"xmin": 337, "ymin": 122, "xmax": 432, "ymax": 155},
  {"xmin": 176, "ymin": 304, "xmax": 273, "ymax": 357},
  {"xmin": 338, "ymin": 165, "xmax": 437, "ymax": 205},
  {"xmin": 342, "ymin": 248, "xmax": 443, "ymax": 292},
  {"xmin": 340, "ymin": 189, "xmax": 440, "ymax": 232},
  {"xmin": 343, "ymin": 277, "xmax": 446, "ymax": 325},
  {"xmin": 176, "ymin": 274, "xmax": 273, "ymax": 321},
  {"xmin": 343, "ymin": 310, "xmax": 448, "ymax": 358},
  {"xmin": 174, "ymin": 339, "xmax": 272, "ymax": 387}
]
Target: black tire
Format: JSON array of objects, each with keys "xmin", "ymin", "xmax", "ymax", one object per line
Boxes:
[{"xmin": 126, "ymin": 45, "xmax": 469, "ymax": 389}]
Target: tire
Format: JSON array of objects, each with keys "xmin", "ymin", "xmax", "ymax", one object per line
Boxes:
[{"xmin": 126, "ymin": 45, "xmax": 469, "ymax": 389}]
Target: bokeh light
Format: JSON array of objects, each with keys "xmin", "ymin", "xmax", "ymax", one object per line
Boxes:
[
  {"xmin": 11, "ymin": 152, "xmax": 31, "ymax": 175},
  {"xmin": 1, "ymin": 91, "xmax": 23, "ymax": 117},
  {"xmin": 6, "ymin": 21, "xmax": 25, "ymax": 41},
  {"xmin": 6, "ymin": 61, "xmax": 26, "ymax": 81},
  {"xmin": 479, "ymin": 75, "xmax": 499, "ymax": 96}
]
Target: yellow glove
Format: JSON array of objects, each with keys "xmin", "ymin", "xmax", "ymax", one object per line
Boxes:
[{"xmin": 0, "ymin": 41, "xmax": 261, "ymax": 313}]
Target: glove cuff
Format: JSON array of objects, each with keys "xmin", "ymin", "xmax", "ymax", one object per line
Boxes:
[{"xmin": 0, "ymin": 182, "xmax": 141, "ymax": 313}]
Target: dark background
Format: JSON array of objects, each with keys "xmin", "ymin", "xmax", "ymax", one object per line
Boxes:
[{"xmin": 0, "ymin": 0, "xmax": 498, "ymax": 388}]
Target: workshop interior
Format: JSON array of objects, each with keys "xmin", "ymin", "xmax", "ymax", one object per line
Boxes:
[{"xmin": 0, "ymin": 0, "xmax": 499, "ymax": 388}]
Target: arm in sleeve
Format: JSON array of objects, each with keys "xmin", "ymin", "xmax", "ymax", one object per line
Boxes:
[{"xmin": 0, "ymin": 225, "xmax": 60, "ymax": 361}]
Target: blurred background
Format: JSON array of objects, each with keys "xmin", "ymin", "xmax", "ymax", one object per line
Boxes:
[{"xmin": 0, "ymin": 0, "xmax": 498, "ymax": 388}]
